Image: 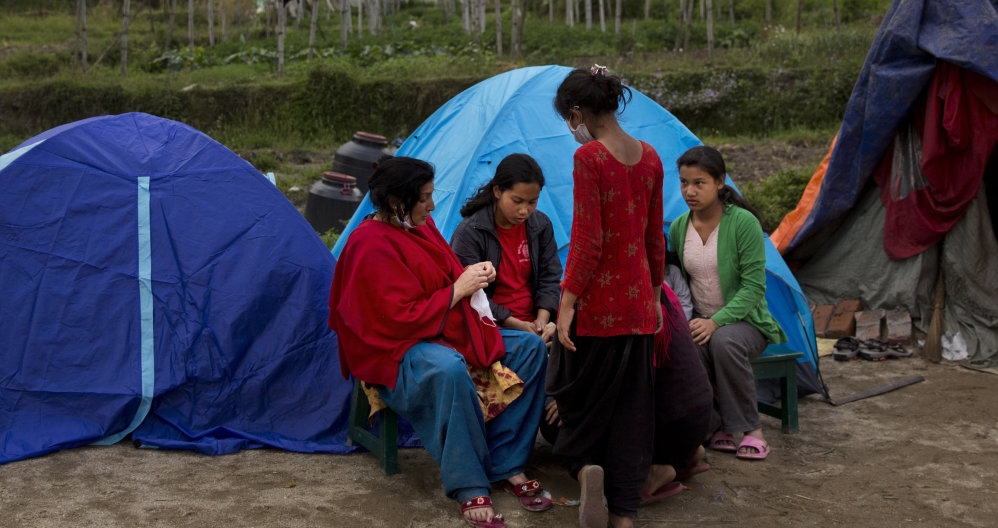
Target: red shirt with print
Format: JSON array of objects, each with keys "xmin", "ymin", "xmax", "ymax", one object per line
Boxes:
[
  {"xmin": 562, "ymin": 140, "xmax": 666, "ymax": 336},
  {"xmin": 492, "ymin": 222, "xmax": 534, "ymax": 320}
]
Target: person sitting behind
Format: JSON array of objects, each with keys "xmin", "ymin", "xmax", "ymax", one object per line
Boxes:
[{"xmin": 328, "ymin": 156, "xmax": 552, "ymax": 528}]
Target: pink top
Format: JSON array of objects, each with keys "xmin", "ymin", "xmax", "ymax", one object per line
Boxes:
[{"xmin": 683, "ymin": 221, "xmax": 725, "ymax": 317}]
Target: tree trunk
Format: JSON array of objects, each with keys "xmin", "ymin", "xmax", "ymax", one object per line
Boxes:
[
  {"xmin": 266, "ymin": 0, "xmax": 272, "ymax": 37},
  {"xmin": 598, "ymin": 0, "xmax": 604, "ymax": 31},
  {"xmin": 644, "ymin": 0, "xmax": 649, "ymax": 20},
  {"xmin": 166, "ymin": 0, "xmax": 175, "ymax": 48},
  {"xmin": 517, "ymin": 0, "xmax": 524, "ymax": 53},
  {"xmin": 296, "ymin": 0, "xmax": 304, "ymax": 30},
  {"xmin": 728, "ymin": 0, "xmax": 733, "ymax": 23},
  {"xmin": 188, "ymin": 0, "xmax": 195, "ymax": 51},
  {"xmin": 79, "ymin": 0, "xmax": 88, "ymax": 73},
  {"xmin": 796, "ymin": 0, "xmax": 802, "ymax": 34},
  {"xmin": 207, "ymin": 0, "xmax": 214, "ymax": 47},
  {"xmin": 765, "ymin": 0, "xmax": 771, "ymax": 25},
  {"xmin": 148, "ymin": 0, "xmax": 155, "ymax": 35},
  {"xmin": 121, "ymin": 0, "xmax": 130, "ymax": 77},
  {"xmin": 699, "ymin": 0, "xmax": 703, "ymax": 21},
  {"xmin": 368, "ymin": 0, "xmax": 379, "ymax": 35},
  {"xmin": 585, "ymin": 0, "xmax": 592, "ymax": 28},
  {"xmin": 278, "ymin": 1, "xmax": 286, "ymax": 76},
  {"xmin": 495, "ymin": 0, "xmax": 502, "ymax": 57},
  {"xmin": 548, "ymin": 0, "xmax": 552, "ymax": 23},
  {"xmin": 220, "ymin": 0, "xmax": 227, "ymax": 42},
  {"xmin": 833, "ymin": 0, "xmax": 841, "ymax": 31},
  {"xmin": 614, "ymin": 0, "xmax": 620, "ymax": 34},
  {"xmin": 705, "ymin": 0, "xmax": 713, "ymax": 54},
  {"xmin": 673, "ymin": 0, "xmax": 683, "ymax": 50},
  {"xmin": 684, "ymin": 0, "xmax": 693, "ymax": 49},
  {"xmin": 461, "ymin": 0, "xmax": 470, "ymax": 33},
  {"xmin": 358, "ymin": 0, "xmax": 363, "ymax": 35},
  {"xmin": 309, "ymin": 0, "xmax": 319, "ymax": 59},
  {"xmin": 442, "ymin": 0, "xmax": 450, "ymax": 23},
  {"xmin": 341, "ymin": 0, "xmax": 349, "ymax": 48}
]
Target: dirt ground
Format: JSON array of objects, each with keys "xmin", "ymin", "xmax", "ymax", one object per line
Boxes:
[{"xmin": 2, "ymin": 353, "xmax": 996, "ymax": 528}]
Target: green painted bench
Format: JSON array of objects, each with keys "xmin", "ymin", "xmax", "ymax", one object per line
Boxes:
[
  {"xmin": 750, "ymin": 351, "xmax": 804, "ymax": 434},
  {"xmin": 346, "ymin": 378, "xmax": 399, "ymax": 475}
]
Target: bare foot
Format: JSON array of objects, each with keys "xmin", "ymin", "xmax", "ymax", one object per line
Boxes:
[
  {"xmin": 461, "ymin": 496, "xmax": 500, "ymax": 525},
  {"xmin": 642, "ymin": 463, "xmax": 676, "ymax": 496},
  {"xmin": 610, "ymin": 512, "xmax": 634, "ymax": 528}
]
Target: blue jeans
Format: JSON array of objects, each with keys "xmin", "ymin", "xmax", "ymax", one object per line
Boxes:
[{"xmin": 378, "ymin": 329, "xmax": 547, "ymax": 502}]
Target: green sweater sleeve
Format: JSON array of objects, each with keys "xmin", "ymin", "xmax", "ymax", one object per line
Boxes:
[{"xmin": 710, "ymin": 208, "xmax": 767, "ymax": 327}]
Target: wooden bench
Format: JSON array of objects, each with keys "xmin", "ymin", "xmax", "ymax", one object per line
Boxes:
[
  {"xmin": 346, "ymin": 378, "xmax": 399, "ymax": 475},
  {"xmin": 750, "ymin": 351, "xmax": 804, "ymax": 434}
]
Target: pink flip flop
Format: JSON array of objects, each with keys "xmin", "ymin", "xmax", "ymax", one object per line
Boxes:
[
  {"xmin": 708, "ymin": 431, "xmax": 737, "ymax": 452},
  {"xmin": 735, "ymin": 435, "xmax": 770, "ymax": 460},
  {"xmin": 639, "ymin": 480, "xmax": 684, "ymax": 506}
]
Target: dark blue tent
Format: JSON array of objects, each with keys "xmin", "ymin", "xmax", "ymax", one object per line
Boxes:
[{"xmin": 0, "ymin": 113, "xmax": 354, "ymax": 464}]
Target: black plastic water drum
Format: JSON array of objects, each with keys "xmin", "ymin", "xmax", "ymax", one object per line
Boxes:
[
  {"xmin": 304, "ymin": 172, "xmax": 364, "ymax": 234},
  {"xmin": 331, "ymin": 132, "xmax": 393, "ymax": 194}
]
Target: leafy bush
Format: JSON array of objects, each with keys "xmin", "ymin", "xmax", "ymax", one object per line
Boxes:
[
  {"xmin": 251, "ymin": 152, "xmax": 280, "ymax": 172},
  {"xmin": 741, "ymin": 166, "xmax": 814, "ymax": 233},
  {"xmin": 0, "ymin": 51, "xmax": 65, "ymax": 79},
  {"xmin": 319, "ymin": 228, "xmax": 340, "ymax": 250}
]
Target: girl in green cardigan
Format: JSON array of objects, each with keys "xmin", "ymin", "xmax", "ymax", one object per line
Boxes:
[{"xmin": 669, "ymin": 146, "xmax": 787, "ymax": 461}]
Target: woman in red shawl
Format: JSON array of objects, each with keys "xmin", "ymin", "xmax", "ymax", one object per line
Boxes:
[{"xmin": 328, "ymin": 157, "xmax": 551, "ymax": 528}]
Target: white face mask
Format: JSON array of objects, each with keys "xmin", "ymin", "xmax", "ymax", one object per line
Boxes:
[{"xmin": 568, "ymin": 120, "xmax": 595, "ymax": 144}]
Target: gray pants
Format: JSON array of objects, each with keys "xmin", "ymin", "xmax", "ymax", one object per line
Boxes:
[{"xmin": 696, "ymin": 320, "xmax": 767, "ymax": 434}]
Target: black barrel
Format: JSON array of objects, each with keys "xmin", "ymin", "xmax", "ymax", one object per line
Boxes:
[
  {"xmin": 305, "ymin": 172, "xmax": 364, "ymax": 234},
  {"xmin": 331, "ymin": 132, "xmax": 393, "ymax": 195}
]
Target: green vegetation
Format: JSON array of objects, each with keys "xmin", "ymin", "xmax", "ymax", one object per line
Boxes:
[
  {"xmin": 1, "ymin": 0, "xmax": 892, "ymax": 227},
  {"xmin": 742, "ymin": 165, "xmax": 816, "ymax": 233}
]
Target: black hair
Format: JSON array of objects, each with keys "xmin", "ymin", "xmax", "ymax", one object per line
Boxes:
[
  {"xmin": 553, "ymin": 68, "xmax": 632, "ymax": 119},
  {"xmin": 459, "ymin": 153, "xmax": 545, "ymax": 217},
  {"xmin": 676, "ymin": 145, "xmax": 763, "ymax": 222},
  {"xmin": 367, "ymin": 156, "xmax": 434, "ymax": 220}
]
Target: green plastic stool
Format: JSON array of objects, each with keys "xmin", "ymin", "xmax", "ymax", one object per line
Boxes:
[
  {"xmin": 750, "ymin": 351, "xmax": 804, "ymax": 434},
  {"xmin": 346, "ymin": 377, "xmax": 399, "ymax": 475}
]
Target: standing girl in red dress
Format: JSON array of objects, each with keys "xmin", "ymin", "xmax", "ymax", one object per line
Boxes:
[{"xmin": 548, "ymin": 66, "xmax": 666, "ymax": 528}]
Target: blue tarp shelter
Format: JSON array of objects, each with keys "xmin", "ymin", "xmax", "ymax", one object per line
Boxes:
[
  {"xmin": 0, "ymin": 113, "xmax": 354, "ymax": 464},
  {"xmin": 773, "ymin": 0, "xmax": 998, "ymax": 365},
  {"xmin": 333, "ymin": 65, "xmax": 826, "ymax": 398}
]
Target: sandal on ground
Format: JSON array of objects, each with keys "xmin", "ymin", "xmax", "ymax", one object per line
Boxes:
[
  {"xmin": 578, "ymin": 465, "xmax": 608, "ymax": 528},
  {"xmin": 833, "ymin": 337, "xmax": 862, "ymax": 361},
  {"xmin": 503, "ymin": 479, "xmax": 553, "ymax": 512},
  {"xmin": 735, "ymin": 435, "xmax": 770, "ymax": 460},
  {"xmin": 639, "ymin": 480, "xmax": 684, "ymax": 506},
  {"xmin": 675, "ymin": 462, "xmax": 711, "ymax": 482},
  {"xmin": 460, "ymin": 496, "xmax": 506, "ymax": 528},
  {"xmin": 708, "ymin": 431, "xmax": 737, "ymax": 452}
]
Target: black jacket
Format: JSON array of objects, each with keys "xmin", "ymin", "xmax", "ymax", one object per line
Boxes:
[{"xmin": 450, "ymin": 205, "xmax": 563, "ymax": 323}]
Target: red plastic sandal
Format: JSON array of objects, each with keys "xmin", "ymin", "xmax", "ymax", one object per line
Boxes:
[
  {"xmin": 460, "ymin": 496, "xmax": 506, "ymax": 528},
  {"xmin": 503, "ymin": 479, "xmax": 553, "ymax": 512}
]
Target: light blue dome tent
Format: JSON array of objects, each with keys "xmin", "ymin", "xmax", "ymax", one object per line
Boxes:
[
  {"xmin": 333, "ymin": 65, "xmax": 826, "ymax": 400},
  {"xmin": 0, "ymin": 113, "xmax": 353, "ymax": 464}
]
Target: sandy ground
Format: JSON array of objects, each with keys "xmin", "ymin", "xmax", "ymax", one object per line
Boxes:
[{"xmin": 2, "ymin": 352, "xmax": 996, "ymax": 528}]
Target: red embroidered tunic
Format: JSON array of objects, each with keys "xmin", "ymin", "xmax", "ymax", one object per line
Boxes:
[{"xmin": 562, "ymin": 140, "xmax": 666, "ymax": 336}]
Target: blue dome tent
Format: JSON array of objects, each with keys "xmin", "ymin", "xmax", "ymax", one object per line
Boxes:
[
  {"xmin": 0, "ymin": 113, "xmax": 355, "ymax": 464},
  {"xmin": 333, "ymin": 65, "xmax": 826, "ymax": 399}
]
